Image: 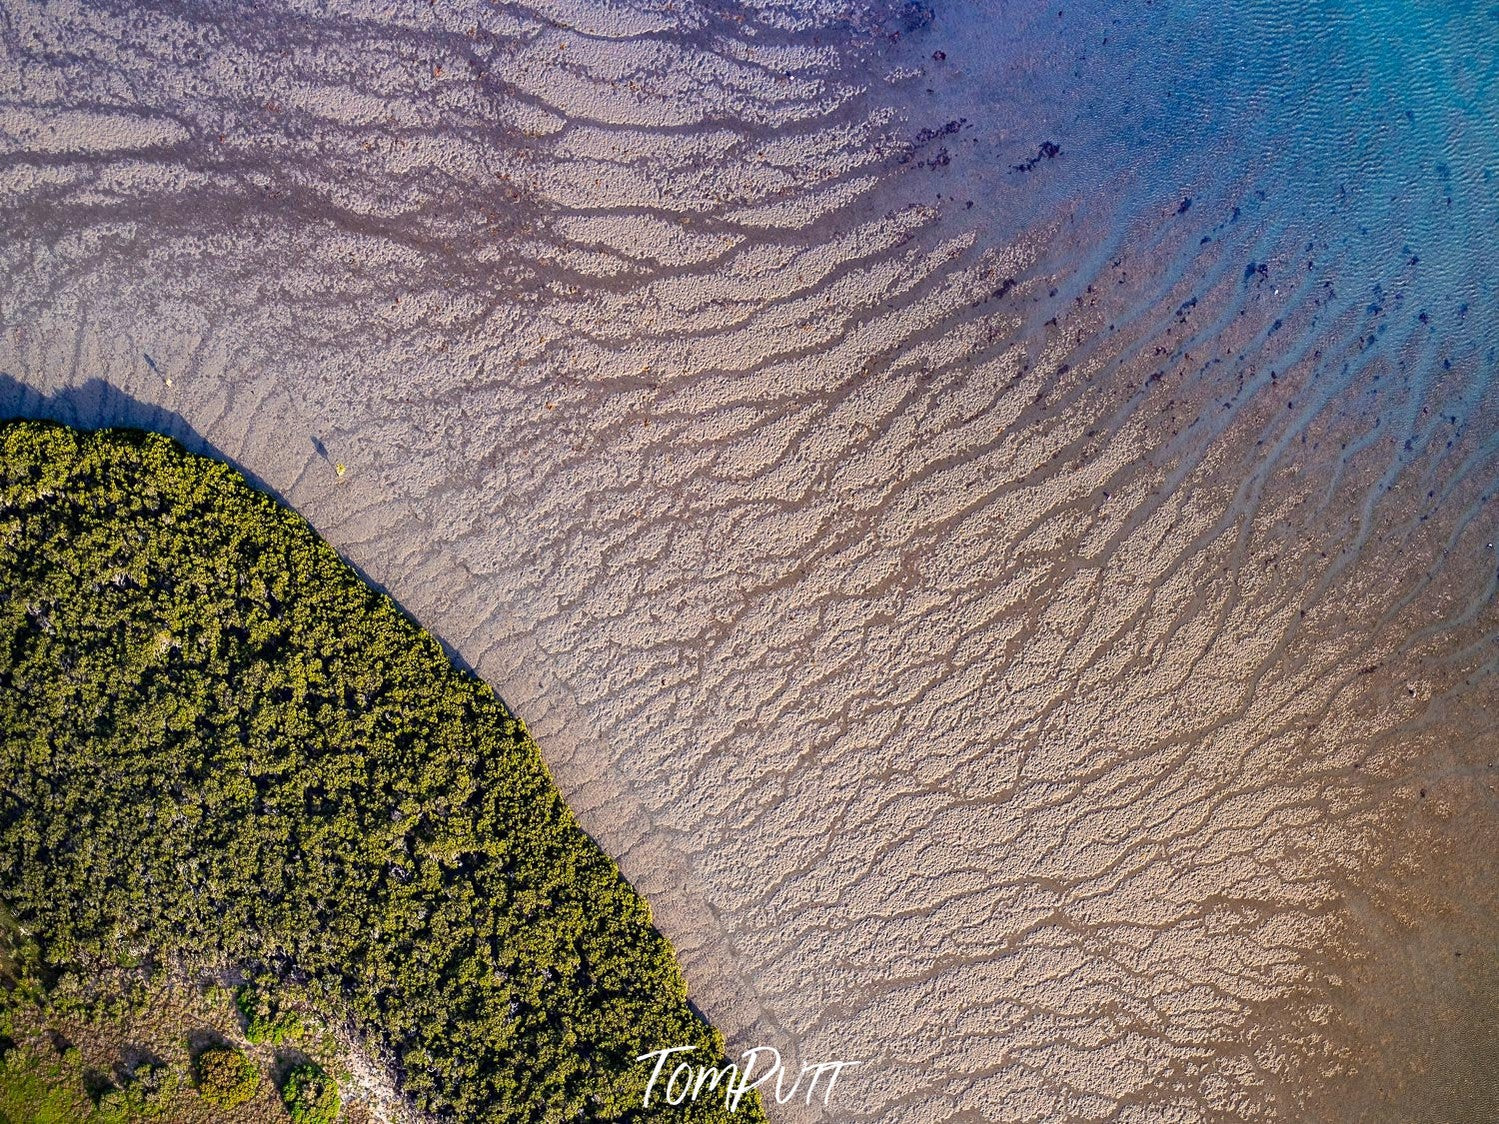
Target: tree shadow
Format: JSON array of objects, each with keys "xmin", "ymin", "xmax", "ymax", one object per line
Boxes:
[
  {"xmin": 0, "ymin": 372, "xmax": 482, "ymax": 681},
  {"xmin": 80, "ymin": 1067, "xmax": 115, "ymax": 1101},
  {"xmin": 269, "ymin": 1046, "xmax": 315, "ymax": 1088},
  {"xmin": 115, "ymin": 1044, "xmax": 168, "ymax": 1085},
  {"xmin": 185, "ymin": 1028, "xmax": 232, "ymax": 1060},
  {"xmin": 0, "ymin": 371, "xmax": 295, "ymax": 508}
]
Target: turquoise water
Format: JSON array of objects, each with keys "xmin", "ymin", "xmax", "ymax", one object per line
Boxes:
[
  {"xmin": 896, "ymin": 0, "xmax": 1499, "ymax": 537},
  {"xmin": 1007, "ymin": 0, "xmax": 1492, "ymax": 337}
]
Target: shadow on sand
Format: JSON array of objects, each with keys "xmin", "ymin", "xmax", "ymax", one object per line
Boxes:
[{"xmin": 0, "ymin": 372, "xmax": 484, "ymax": 683}]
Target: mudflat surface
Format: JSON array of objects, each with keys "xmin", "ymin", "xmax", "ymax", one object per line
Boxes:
[{"xmin": 2, "ymin": 1, "xmax": 1496, "ymax": 1120}]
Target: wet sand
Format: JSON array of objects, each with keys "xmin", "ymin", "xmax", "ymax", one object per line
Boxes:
[{"xmin": 2, "ymin": 1, "xmax": 1497, "ymax": 1120}]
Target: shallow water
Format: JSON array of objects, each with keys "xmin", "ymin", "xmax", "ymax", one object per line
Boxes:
[{"xmin": 2, "ymin": 0, "xmax": 1496, "ymax": 1120}]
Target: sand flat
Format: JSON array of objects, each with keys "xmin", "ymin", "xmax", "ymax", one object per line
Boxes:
[{"xmin": 2, "ymin": 1, "xmax": 1496, "ymax": 1120}]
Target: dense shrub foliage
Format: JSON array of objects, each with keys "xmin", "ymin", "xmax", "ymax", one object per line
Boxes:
[
  {"xmin": 235, "ymin": 986, "xmax": 304, "ymax": 1046},
  {"xmin": 281, "ymin": 1062, "xmax": 338, "ymax": 1124},
  {"xmin": 103, "ymin": 1059, "xmax": 180, "ymax": 1117},
  {"xmin": 193, "ymin": 1046, "xmax": 260, "ymax": 1108},
  {"xmin": 0, "ymin": 1044, "xmax": 106, "ymax": 1123},
  {"xmin": 0, "ymin": 422, "xmax": 757, "ymax": 1122}
]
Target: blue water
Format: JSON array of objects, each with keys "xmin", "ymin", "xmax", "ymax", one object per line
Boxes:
[{"xmin": 891, "ymin": 0, "xmax": 1499, "ymax": 531}]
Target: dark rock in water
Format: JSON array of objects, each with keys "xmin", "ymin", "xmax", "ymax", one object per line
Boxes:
[
  {"xmin": 1176, "ymin": 197, "xmax": 1192, "ymax": 214},
  {"xmin": 1011, "ymin": 140, "xmax": 1061, "ymax": 173},
  {"xmin": 899, "ymin": 117, "xmax": 968, "ymax": 165},
  {"xmin": 913, "ymin": 118, "xmax": 967, "ymax": 144}
]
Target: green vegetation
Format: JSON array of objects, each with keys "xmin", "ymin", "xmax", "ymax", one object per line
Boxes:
[
  {"xmin": 104, "ymin": 1059, "xmax": 181, "ymax": 1117},
  {"xmin": 194, "ymin": 1047, "xmax": 259, "ymax": 1108},
  {"xmin": 0, "ymin": 421, "xmax": 758, "ymax": 1123},
  {"xmin": 0, "ymin": 1043, "xmax": 107, "ymax": 1123},
  {"xmin": 235, "ymin": 987, "xmax": 303, "ymax": 1047},
  {"xmin": 0, "ymin": 974, "xmax": 352, "ymax": 1123},
  {"xmin": 280, "ymin": 1063, "xmax": 337, "ymax": 1124}
]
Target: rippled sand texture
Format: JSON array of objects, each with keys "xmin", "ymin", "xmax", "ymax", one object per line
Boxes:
[{"xmin": 3, "ymin": 1, "xmax": 1497, "ymax": 1120}]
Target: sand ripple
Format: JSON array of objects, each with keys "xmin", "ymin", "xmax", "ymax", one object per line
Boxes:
[{"xmin": 2, "ymin": 1, "xmax": 1496, "ymax": 1120}]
